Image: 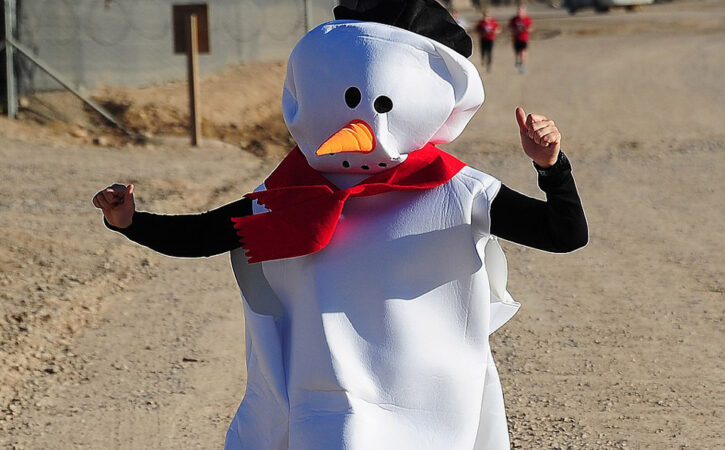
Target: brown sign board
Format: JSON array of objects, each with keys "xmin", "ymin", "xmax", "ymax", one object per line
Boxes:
[{"xmin": 173, "ymin": 4, "xmax": 210, "ymax": 54}]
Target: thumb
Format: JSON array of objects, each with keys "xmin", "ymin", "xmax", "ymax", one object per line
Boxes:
[
  {"xmin": 126, "ymin": 184, "xmax": 135, "ymax": 201},
  {"xmin": 515, "ymin": 107, "xmax": 527, "ymax": 134}
]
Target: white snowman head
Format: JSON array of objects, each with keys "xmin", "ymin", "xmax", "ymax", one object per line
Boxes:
[{"xmin": 282, "ymin": 18, "xmax": 484, "ymax": 175}]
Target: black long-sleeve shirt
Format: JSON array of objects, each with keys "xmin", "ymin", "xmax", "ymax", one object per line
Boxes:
[{"xmin": 107, "ymin": 152, "xmax": 587, "ymax": 257}]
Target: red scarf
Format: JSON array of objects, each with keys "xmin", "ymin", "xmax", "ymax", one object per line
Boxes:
[{"xmin": 232, "ymin": 144, "xmax": 466, "ymax": 263}]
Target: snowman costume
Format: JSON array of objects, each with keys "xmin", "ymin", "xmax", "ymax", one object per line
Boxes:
[
  {"xmin": 224, "ymin": 18, "xmax": 516, "ymax": 450},
  {"xmin": 104, "ymin": 1, "xmax": 587, "ymax": 449}
]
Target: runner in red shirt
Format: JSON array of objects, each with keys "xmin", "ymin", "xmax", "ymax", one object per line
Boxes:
[
  {"xmin": 508, "ymin": 6, "xmax": 534, "ymax": 74},
  {"xmin": 475, "ymin": 11, "xmax": 500, "ymax": 73}
]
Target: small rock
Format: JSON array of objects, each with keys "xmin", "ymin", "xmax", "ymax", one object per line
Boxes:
[
  {"xmin": 93, "ymin": 136, "xmax": 110, "ymax": 146},
  {"xmin": 70, "ymin": 127, "xmax": 88, "ymax": 139}
]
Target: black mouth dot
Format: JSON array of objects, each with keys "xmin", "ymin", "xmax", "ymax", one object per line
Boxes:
[
  {"xmin": 361, "ymin": 165, "xmax": 370, "ymax": 170},
  {"xmin": 378, "ymin": 163, "xmax": 387, "ymax": 167},
  {"xmin": 342, "ymin": 161, "xmax": 350, "ymax": 168}
]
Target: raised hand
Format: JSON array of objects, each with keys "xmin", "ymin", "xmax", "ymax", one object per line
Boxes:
[
  {"xmin": 515, "ymin": 106, "xmax": 561, "ymax": 168},
  {"xmin": 92, "ymin": 183, "xmax": 135, "ymax": 229}
]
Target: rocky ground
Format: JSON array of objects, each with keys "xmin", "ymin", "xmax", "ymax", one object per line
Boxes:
[{"xmin": 1, "ymin": 0, "xmax": 723, "ymax": 448}]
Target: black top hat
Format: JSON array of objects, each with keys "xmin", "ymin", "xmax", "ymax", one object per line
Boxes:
[{"xmin": 334, "ymin": 0, "xmax": 472, "ymax": 58}]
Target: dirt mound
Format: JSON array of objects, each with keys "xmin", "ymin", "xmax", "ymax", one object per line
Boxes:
[
  {"xmin": 15, "ymin": 61, "xmax": 294, "ymax": 158},
  {"xmin": 94, "ymin": 95, "xmax": 293, "ymax": 158}
]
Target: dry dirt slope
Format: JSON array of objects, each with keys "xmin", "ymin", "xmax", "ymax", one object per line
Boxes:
[{"xmin": 1, "ymin": 1, "xmax": 724, "ymax": 448}]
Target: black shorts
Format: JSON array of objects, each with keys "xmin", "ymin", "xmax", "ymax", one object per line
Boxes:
[
  {"xmin": 480, "ymin": 39, "xmax": 494, "ymax": 53},
  {"xmin": 513, "ymin": 39, "xmax": 528, "ymax": 52}
]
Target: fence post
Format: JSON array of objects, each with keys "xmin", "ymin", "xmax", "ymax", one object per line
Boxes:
[{"xmin": 4, "ymin": 0, "xmax": 17, "ymax": 118}]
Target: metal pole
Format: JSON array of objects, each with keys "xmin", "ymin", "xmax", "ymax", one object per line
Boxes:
[
  {"xmin": 303, "ymin": 0, "xmax": 312, "ymax": 32},
  {"xmin": 186, "ymin": 13, "xmax": 201, "ymax": 146},
  {"xmin": 4, "ymin": 0, "xmax": 17, "ymax": 118},
  {"xmin": 7, "ymin": 36, "xmax": 131, "ymax": 134}
]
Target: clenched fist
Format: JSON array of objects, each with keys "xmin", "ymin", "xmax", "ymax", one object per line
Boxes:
[
  {"xmin": 92, "ymin": 183, "xmax": 135, "ymax": 229},
  {"xmin": 515, "ymin": 106, "xmax": 561, "ymax": 168}
]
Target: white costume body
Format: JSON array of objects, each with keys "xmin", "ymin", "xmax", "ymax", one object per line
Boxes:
[
  {"xmin": 224, "ymin": 17, "xmax": 520, "ymax": 450},
  {"xmin": 225, "ymin": 167, "xmax": 520, "ymax": 450}
]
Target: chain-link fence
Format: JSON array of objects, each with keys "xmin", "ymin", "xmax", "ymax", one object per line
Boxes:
[{"xmin": 11, "ymin": 0, "xmax": 336, "ymax": 94}]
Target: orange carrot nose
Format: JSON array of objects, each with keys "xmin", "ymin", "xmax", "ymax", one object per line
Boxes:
[{"xmin": 315, "ymin": 120, "xmax": 376, "ymax": 156}]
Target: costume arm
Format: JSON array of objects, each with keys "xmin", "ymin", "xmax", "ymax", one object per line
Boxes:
[
  {"xmin": 489, "ymin": 152, "xmax": 588, "ymax": 253},
  {"xmin": 105, "ymin": 198, "xmax": 252, "ymax": 257}
]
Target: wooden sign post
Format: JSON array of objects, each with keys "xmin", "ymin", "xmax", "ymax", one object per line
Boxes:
[
  {"xmin": 173, "ymin": 4, "xmax": 209, "ymax": 146},
  {"xmin": 186, "ymin": 14, "xmax": 201, "ymax": 146}
]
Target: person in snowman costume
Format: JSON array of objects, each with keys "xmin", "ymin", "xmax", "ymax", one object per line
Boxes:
[{"xmin": 93, "ymin": 0, "xmax": 587, "ymax": 448}]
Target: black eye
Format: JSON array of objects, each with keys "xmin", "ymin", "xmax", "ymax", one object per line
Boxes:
[
  {"xmin": 345, "ymin": 87, "xmax": 361, "ymax": 108},
  {"xmin": 374, "ymin": 96, "xmax": 393, "ymax": 113}
]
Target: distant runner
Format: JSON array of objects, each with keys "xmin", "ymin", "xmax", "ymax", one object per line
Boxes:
[
  {"xmin": 475, "ymin": 11, "xmax": 500, "ymax": 73},
  {"xmin": 508, "ymin": 6, "xmax": 534, "ymax": 74}
]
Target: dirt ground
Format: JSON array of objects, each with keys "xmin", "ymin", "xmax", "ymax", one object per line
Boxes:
[{"xmin": 1, "ymin": 0, "xmax": 723, "ymax": 448}]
